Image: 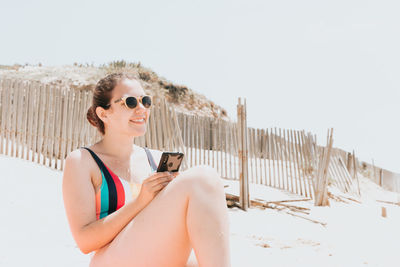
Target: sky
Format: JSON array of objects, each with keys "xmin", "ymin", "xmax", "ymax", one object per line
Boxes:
[{"xmin": 1, "ymin": 0, "xmax": 399, "ymax": 173}]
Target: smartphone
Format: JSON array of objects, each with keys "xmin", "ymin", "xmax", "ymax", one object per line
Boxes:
[{"xmin": 157, "ymin": 152, "xmax": 184, "ymax": 172}]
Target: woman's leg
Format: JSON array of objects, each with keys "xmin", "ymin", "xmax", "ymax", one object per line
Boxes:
[{"xmin": 90, "ymin": 166, "xmax": 231, "ymax": 267}]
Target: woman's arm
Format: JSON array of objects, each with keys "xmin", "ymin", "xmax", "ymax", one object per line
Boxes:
[{"xmin": 62, "ymin": 149, "xmax": 172, "ymax": 254}]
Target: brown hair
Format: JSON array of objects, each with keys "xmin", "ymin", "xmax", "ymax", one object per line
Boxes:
[{"xmin": 86, "ymin": 72, "xmax": 138, "ymax": 135}]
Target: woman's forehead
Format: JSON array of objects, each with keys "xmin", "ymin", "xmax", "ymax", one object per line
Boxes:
[{"xmin": 113, "ymin": 79, "xmax": 145, "ymax": 97}]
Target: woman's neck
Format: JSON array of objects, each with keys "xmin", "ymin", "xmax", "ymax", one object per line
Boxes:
[{"xmin": 97, "ymin": 131, "xmax": 135, "ymax": 160}]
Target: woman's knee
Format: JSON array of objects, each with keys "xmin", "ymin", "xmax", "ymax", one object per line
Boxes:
[{"xmin": 177, "ymin": 165, "xmax": 224, "ymax": 194}]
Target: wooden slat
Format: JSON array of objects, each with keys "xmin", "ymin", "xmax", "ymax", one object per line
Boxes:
[
  {"xmin": 201, "ymin": 117, "xmax": 205, "ymax": 165},
  {"xmin": 290, "ymin": 130, "xmax": 300, "ymax": 195},
  {"xmin": 266, "ymin": 129, "xmax": 271, "ymax": 186},
  {"xmin": 256, "ymin": 129, "xmax": 262, "ymax": 184},
  {"xmin": 269, "ymin": 128, "xmax": 275, "ymax": 186},
  {"xmin": 164, "ymin": 100, "xmax": 174, "ymax": 151},
  {"xmin": 66, "ymin": 89, "xmax": 75, "ymax": 159},
  {"xmin": 193, "ymin": 115, "xmax": 198, "ymax": 166},
  {"xmin": 35, "ymin": 82, "xmax": 44, "ymax": 162},
  {"xmin": 247, "ymin": 128, "xmax": 252, "ymax": 182},
  {"xmin": 212, "ymin": 119, "xmax": 216, "ymax": 169},
  {"xmin": 207, "ymin": 118, "xmax": 211, "ymax": 166},
  {"xmin": 216, "ymin": 119, "xmax": 220, "ymax": 173},
  {"xmin": 302, "ymin": 131, "xmax": 314, "ymax": 198},
  {"xmin": 1, "ymin": 80, "xmax": 11, "ymax": 155},
  {"xmin": 254, "ymin": 128, "xmax": 259, "ymax": 184},
  {"xmin": 76, "ymin": 90, "xmax": 85, "ymax": 149},
  {"xmin": 47, "ymin": 85, "xmax": 56, "ymax": 167},
  {"xmin": 6, "ymin": 79, "xmax": 13, "ymax": 156},
  {"xmin": 260, "ymin": 129, "xmax": 266, "ymax": 185},
  {"xmin": 0, "ymin": 79, "xmax": 6, "ymax": 154},
  {"xmin": 277, "ymin": 128, "xmax": 285, "ymax": 190},
  {"xmin": 71, "ymin": 89, "xmax": 81, "ymax": 154},
  {"xmin": 294, "ymin": 130, "xmax": 305, "ymax": 196},
  {"xmin": 297, "ymin": 131, "xmax": 309, "ymax": 198},
  {"xmin": 286, "ymin": 129, "xmax": 295, "ymax": 193},
  {"xmin": 31, "ymin": 82, "xmax": 41, "ymax": 162},
  {"xmin": 223, "ymin": 121, "xmax": 227, "ymax": 177},
  {"xmin": 149, "ymin": 101, "xmax": 157, "ymax": 149},
  {"xmin": 4, "ymin": 79, "xmax": 11, "ymax": 156},
  {"xmin": 15, "ymin": 80, "xmax": 24, "ymax": 158},
  {"xmin": 42, "ymin": 84, "xmax": 52, "ymax": 164},
  {"xmin": 83, "ymin": 90, "xmax": 92, "ymax": 148},
  {"xmin": 155, "ymin": 103, "xmax": 163, "ymax": 150},
  {"xmin": 158, "ymin": 99, "xmax": 168, "ymax": 150},
  {"xmin": 20, "ymin": 82, "xmax": 29, "ymax": 160},
  {"xmin": 281, "ymin": 129, "xmax": 289, "ymax": 191},
  {"xmin": 228, "ymin": 122, "xmax": 233, "ymax": 178},
  {"xmin": 54, "ymin": 86, "xmax": 62, "ymax": 169},
  {"xmin": 296, "ymin": 130, "xmax": 306, "ymax": 197},
  {"xmin": 11, "ymin": 80, "xmax": 19, "ymax": 157},
  {"xmin": 235, "ymin": 122, "xmax": 240, "ymax": 180},
  {"xmin": 252, "ymin": 128, "xmax": 257, "ymax": 183},
  {"xmin": 25, "ymin": 82, "xmax": 34, "ymax": 160},
  {"xmin": 187, "ymin": 115, "xmax": 192, "ymax": 167},
  {"xmin": 274, "ymin": 128, "xmax": 281, "ymax": 188},
  {"xmin": 9, "ymin": 80, "xmax": 18, "ymax": 157},
  {"xmin": 275, "ymin": 129, "xmax": 281, "ymax": 189},
  {"xmin": 59, "ymin": 88, "xmax": 69, "ymax": 170}
]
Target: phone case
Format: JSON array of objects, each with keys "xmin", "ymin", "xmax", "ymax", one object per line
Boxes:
[{"xmin": 157, "ymin": 152, "xmax": 184, "ymax": 172}]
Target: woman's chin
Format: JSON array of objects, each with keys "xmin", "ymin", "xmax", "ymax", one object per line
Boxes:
[{"xmin": 128, "ymin": 126, "xmax": 147, "ymax": 137}]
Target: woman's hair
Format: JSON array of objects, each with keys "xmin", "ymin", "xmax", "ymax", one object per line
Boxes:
[{"xmin": 87, "ymin": 72, "xmax": 138, "ymax": 135}]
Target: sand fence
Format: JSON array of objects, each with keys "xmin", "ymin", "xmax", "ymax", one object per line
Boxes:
[{"xmin": 2, "ymin": 78, "xmax": 397, "ymax": 208}]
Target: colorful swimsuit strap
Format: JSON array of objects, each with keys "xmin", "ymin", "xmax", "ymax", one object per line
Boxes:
[
  {"xmin": 144, "ymin": 147, "xmax": 157, "ymax": 172},
  {"xmin": 81, "ymin": 147, "xmax": 121, "ymax": 215}
]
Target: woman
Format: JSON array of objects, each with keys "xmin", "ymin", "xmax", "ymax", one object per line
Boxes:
[{"xmin": 62, "ymin": 73, "xmax": 231, "ymax": 267}]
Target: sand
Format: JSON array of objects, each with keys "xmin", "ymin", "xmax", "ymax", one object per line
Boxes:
[{"xmin": 1, "ymin": 154, "xmax": 399, "ymax": 267}]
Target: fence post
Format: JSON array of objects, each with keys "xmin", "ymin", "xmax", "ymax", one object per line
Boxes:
[
  {"xmin": 314, "ymin": 128, "xmax": 334, "ymax": 206},
  {"xmin": 237, "ymin": 98, "xmax": 249, "ymax": 210}
]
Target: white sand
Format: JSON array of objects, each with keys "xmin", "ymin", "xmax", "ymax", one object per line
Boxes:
[{"xmin": 1, "ymin": 154, "xmax": 399, "ymax": 267}]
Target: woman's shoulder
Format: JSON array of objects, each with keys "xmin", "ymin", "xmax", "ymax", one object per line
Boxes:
[
  {"xmin": 64, "ymin": 147, "xmax": 96, "ymax": 172},
  {"xmin": 66, "ymin": 146, "xmax": 93, "ymax": 160},
  {"xmin": 62, "ymin": 147, "xmax": 98, "ymax": 190}
]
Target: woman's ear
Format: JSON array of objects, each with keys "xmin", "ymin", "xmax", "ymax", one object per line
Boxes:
[{"xmin": 95, "ymin": 106, "xmax": 109, "ymax": 124}]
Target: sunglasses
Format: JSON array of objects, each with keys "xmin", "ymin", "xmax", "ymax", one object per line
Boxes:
[{"xmin": 108, "ymin": 95, "xmax": 152, "ymax": 109}]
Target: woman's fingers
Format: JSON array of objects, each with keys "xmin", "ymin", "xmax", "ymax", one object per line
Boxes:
[
  {"xmin": 151, "ymin": 176, "xmax": 172, "ymax": 189},
  {"xmin": 143, "ymin": 172, "xmax": 172, "ymax": 188},
  {"xmin": 145, "ymin": 172, "xmax": 170, "ymax": 182}
]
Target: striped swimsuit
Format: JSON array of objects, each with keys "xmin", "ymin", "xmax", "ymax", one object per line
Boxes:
[{"xmin": 83, "ymin": 147, "xmax": 158, "ymax": 220}]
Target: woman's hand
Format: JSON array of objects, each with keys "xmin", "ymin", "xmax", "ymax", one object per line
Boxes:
[{"xmin": 136, "ymin": 172, "xmax": 175, "ymax": 207}]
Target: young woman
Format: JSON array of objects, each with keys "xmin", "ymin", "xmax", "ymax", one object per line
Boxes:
[{"xmin": 62, "ymin": 73, "xmax": 231, "ymax": 267}]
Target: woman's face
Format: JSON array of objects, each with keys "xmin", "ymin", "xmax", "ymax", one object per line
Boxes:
[{"xmin": 104, "ymin": 79, "xmax": 150, "ymax": 137}]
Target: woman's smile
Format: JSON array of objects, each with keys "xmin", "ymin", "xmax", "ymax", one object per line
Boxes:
[{"xmin": 129, "ymin": 117, "xmax": 146, "ymax": 124}]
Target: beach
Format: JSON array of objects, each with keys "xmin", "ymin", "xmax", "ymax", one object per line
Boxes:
[{"xmin": 1, "ymin": 154, "xmax": 399, "ymax": 267}]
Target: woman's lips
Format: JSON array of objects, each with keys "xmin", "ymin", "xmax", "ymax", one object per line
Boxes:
[{"xmin": 130, "ymin": 118, "xmax": 146, "ymax": 124}]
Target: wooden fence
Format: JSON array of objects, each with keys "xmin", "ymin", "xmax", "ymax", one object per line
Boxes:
[
  {"xmin": 359, "ymin": 160, "xmax": 400, "ymax": 193},
  {"xmin": 175, "ymin": 105, "xmax": 358, "ymax": 200},
  {"xmin": 0, "ymin": 79, "xmax": 185, "ymax": 170},
  {"xmin": 0, "ymin": 79, "xmax": 367, "ymax": 202}
]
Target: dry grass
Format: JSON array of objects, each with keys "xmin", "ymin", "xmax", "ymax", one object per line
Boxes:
[{"xmin": 0, "ymin": 61, "xmax": 229, "ymax": 119}]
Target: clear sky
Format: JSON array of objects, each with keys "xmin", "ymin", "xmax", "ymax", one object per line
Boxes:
[{"xmin": 1, "ymin": 0, "xmax": 399, "ymax": 173}]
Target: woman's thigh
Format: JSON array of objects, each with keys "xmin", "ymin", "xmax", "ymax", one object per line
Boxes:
[{"xmin": 90, "ymin": 166, "xmax": 216, "ymax": 267}]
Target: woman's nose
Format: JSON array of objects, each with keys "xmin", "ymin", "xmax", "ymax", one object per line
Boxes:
[{"xmin": 134, "ymin": 102, "xmax": 146, "ymax": 113}]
